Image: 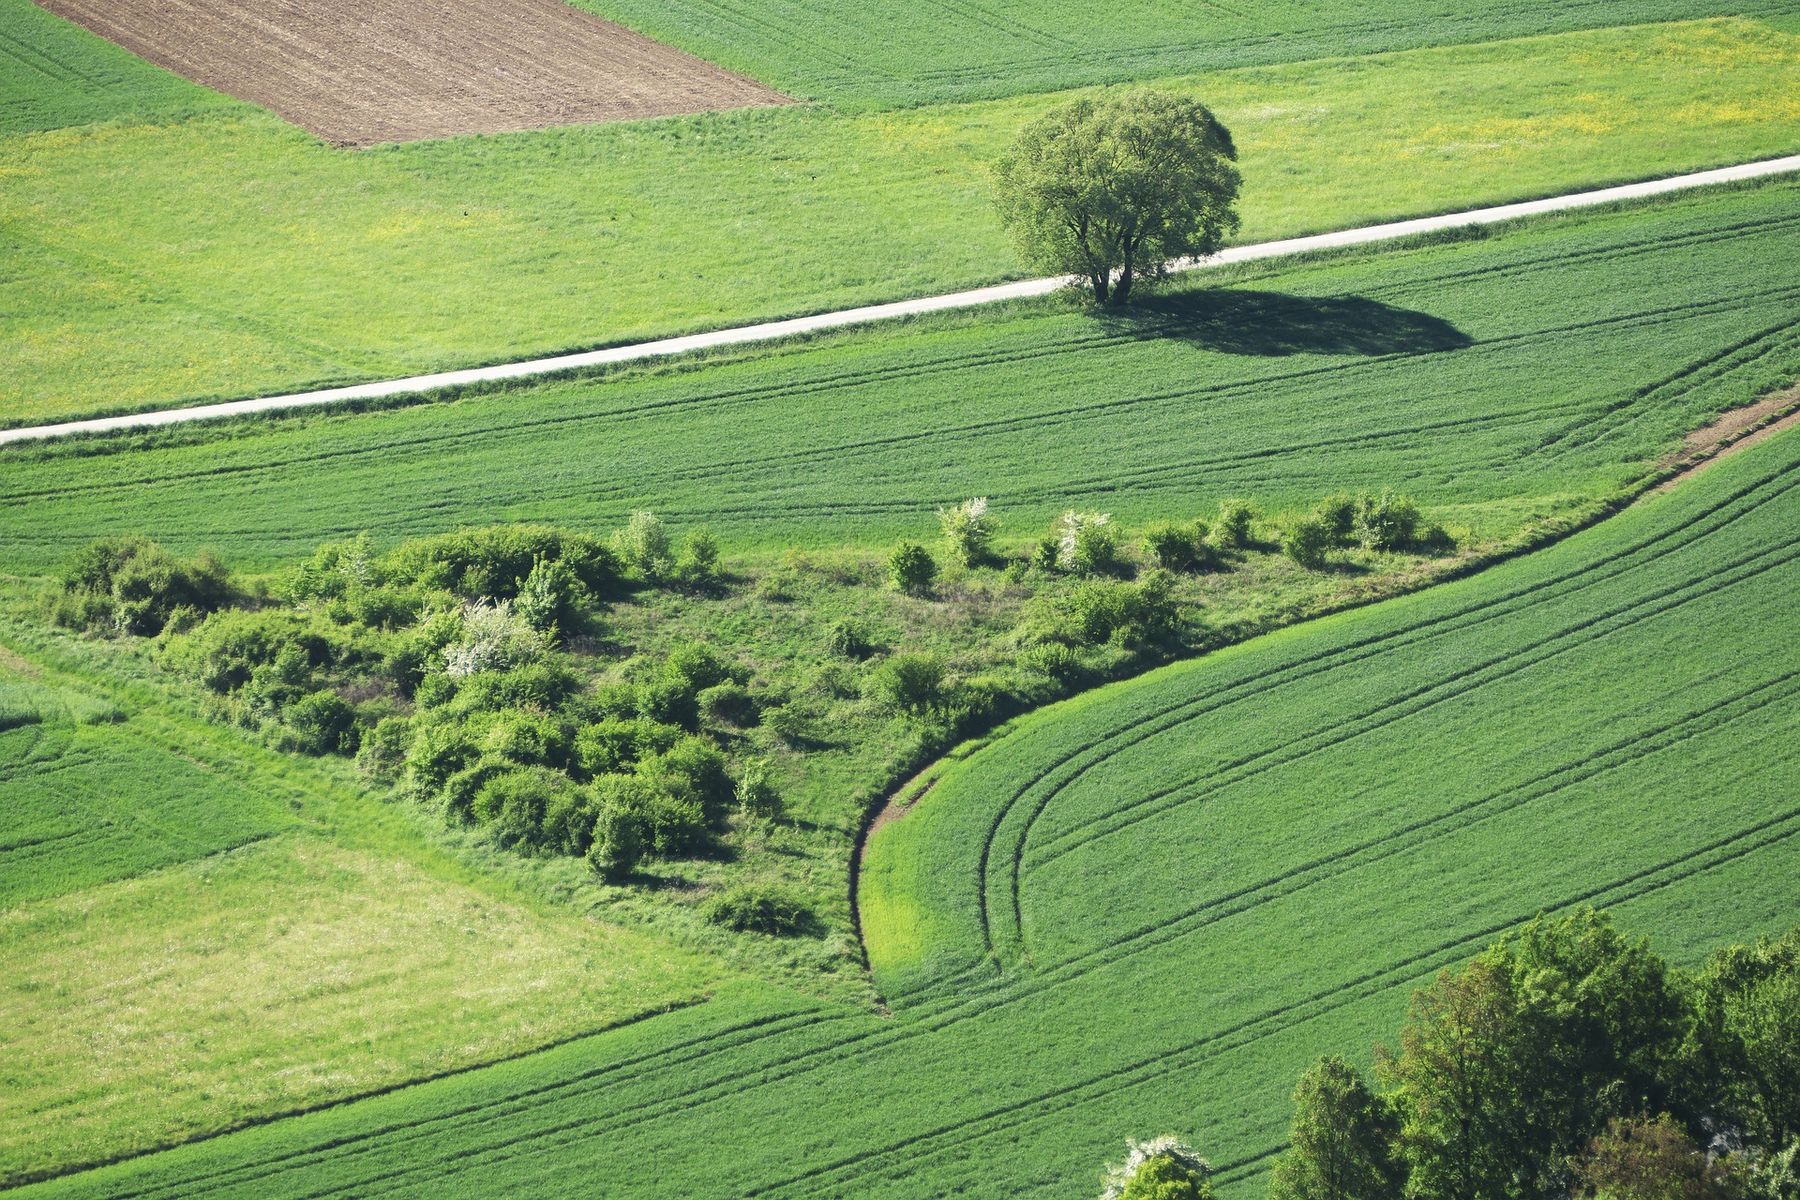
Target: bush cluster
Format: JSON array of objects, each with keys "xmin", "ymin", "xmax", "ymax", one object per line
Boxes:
[
  {"xmin": 106, "ymin": 523, "xmax": 779, "ymax": 881},
  {"xmin": 52, "ymin": 536, "xmax": 233, "ymax": 636}
]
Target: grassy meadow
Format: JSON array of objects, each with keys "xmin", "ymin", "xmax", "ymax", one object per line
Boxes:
[
  {"xmin": 3, "ymin": 178, "xmax": 1796, "ymax": 569},
  {"xmin": 17, "ymin": 386, "xmax": 1799, "ymax": 1200},
  {"xmin": 4, "ymin": 15, "xmax": 1799, "ymax": 423}
]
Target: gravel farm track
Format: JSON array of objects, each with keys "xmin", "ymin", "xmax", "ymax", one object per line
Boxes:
[{"xmin": 37, "ymin": 0, "xmax": 791, "ymax": 145}]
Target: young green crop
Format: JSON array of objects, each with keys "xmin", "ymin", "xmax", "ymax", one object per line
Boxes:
[
  {"xmin": 580, "ymin": 0, "xmax": 1796, "ymax": 109},
  {"xmin": 17, "ymin": 362, "xmax": 1800, "ymax": 1200}
]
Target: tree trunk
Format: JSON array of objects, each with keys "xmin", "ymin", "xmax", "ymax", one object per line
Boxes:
[
  {"xmin": 1111, "ymin": 241, "xmax": 1136, "ymax": 306},
  {"xmin": 1090, "ymin": 271, "xmax": 1110, "ymax": 305}
]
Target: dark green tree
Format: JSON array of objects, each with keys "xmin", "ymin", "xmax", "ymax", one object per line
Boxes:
[
  {"xmin": 994, "ymin": 90, "xmax": 1240, "ymax": 306},
  {"xmin": 1269, "ymin": 1056, "xmax": 1405, "ymax": 1200},
  {"xmin": 1688, "ymin": 926, "xmax": 1800, "ymax": 1148},
  {"xmin": 1492, "ymin": 908, "xmax": 1689, "ymax": 1185},
  {"xmin": 1380, "ymin": 957, "xmax": 1527, "ymax": 1200}
]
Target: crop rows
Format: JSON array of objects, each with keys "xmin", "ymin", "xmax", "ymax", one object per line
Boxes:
[
  {"xmin": 22, "ymin": 373, "xmax": 1800, "ymax": 1200},
  {"xmin": 3, "ymin": 181, "xmax": 1798, "ymax": 575},
  {"xmin": 589, "ymin": 0, "xmax": 1800, "ymax": 107},
  {"xmin": 0, "ymin": 715, "xmax": 294, "ymax": 907}
]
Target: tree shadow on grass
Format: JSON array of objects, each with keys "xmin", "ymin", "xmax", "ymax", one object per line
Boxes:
[{"xmin": 1102, "ymin": 289, "xmax": 1474, "ymax": 357}]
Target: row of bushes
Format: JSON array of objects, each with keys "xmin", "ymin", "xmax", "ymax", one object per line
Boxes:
[{"xmin": 891, "ymin": 492, "xmax": 1450, "ymax": 595}]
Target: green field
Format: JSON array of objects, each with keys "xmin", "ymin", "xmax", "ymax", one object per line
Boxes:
[
  {"xmin": 5, "ymin": 14, "xmax": 1798, "ymax": 424},
  {"xmin": 4, "ymin": 178, "xmax": 1796, "ymax": 570},
  {"xmin": 586, "ymin": 0, "xmax": 1800, "ymax": 107},
  {"xmin": 18, "ymin": 371, "xmax": 1798, "ymax": 1200}
]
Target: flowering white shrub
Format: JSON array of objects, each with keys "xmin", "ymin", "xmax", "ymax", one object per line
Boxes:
[
  {"xmin": 938, "ymin": 497, "xmax": 997, "ymax": 566},
  {"xmin": 442, "ymin": 599, "xmax": 549, "ymax": 678},
  {"xmin": 1055, "ymin": 510, "xmax": 1117, "ymax": 575},
  {"xmin": 1100, "ymin": 1135, "xmax": 1211, "ymax": 1200},
  {"xmin": 613, "ymin": 510, "xmax": 672, "ymax": 579}
]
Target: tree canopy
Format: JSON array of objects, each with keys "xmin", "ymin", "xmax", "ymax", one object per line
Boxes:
[{"xmin": 994, "ymin": 89, "xmax": 1241, "ymax": 306}]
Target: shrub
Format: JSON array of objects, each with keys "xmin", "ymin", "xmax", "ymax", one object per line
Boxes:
[
  {"xmin": 1354, "ymin": 490, "xmax": 1421, "ymax": 551},
  {"xmin": 634, "ymin": 645, "xmax": 746, "ymax": 730},
  {"xmin": 698, "ymin": 681, "xmax": 757, "ymax": 727},
  {"xmin": 442, "ymin": 600, "xmax": 550, "ymax": 678},
  {"xmin": 673, "ymin": 528, "xmax": 721, "ymax": 590},
  {"xmin": 636, "ymin": 736, "xmax": 735, "ymax": 827},
  {"xmin": 1213, "ymin": 499, "xmax": 1256, "ymax": 549},
  {"xmin": 1020, "ymin": 642, "xmax": 1086, "ymax": 684},
  {"xmin": 825, "ymin": 618, "xmax": 876, "ymax": 659},
  {"xmin": 476, "ymin": 707, "xmax": 572, "ymax": 768},
  {"xmin": 387, "ymin": 525, "xmax": 619, "ymax": 602},
  {"xmin": 591, "ymin": 772, "xmax": 709, "ymax": 857},
  {"xmin": 1316, "ymin": 494, "xmax": 1358, "ymax": 547},
  {"xmin": 541, "ymin": 786, "xmax": 600, "ymax": 857},
  {"xmin": 574, "ymin": 717, "xmax": 682, "ymax": 777},
  {"xmin": 734, "ymin": 756, "xmax": 785, "ymax": 822},
  {"xmin": 473, "ymin": 766, "xmax": 573, "ymax": 852},
  {"xmin": 445, "ymin": 660, "xmax": 582, "ymax": 716},
  {"xmin": 1054, "ymin": 510, "xmax": 1121, "ymax": 575},
  {"xmin": 887, "ymin": 541, "xmax": 937, "ymax": 595},
  {"xmin": 163, "ymin": 608, "xmax": 355, "ymax": 695},
  {"xmin": 1283, "ymin": 516, "xmax": 1333, "ymax": 570},
  {"xmin": 938, "ymin": 497, "xmax": 998, "ymax": 567},
  {"xmin": 586, "ymin": 787, "xmax": 645, "ymax": 881},
  {"xmin": 1101, "ymin": 1137, "xmax": 1213, "ymax": 1200},
  {"xmin": 1142, "ymin": 521, "xmax": 1212, "ymax": 572},
  {"xmin": 405, "ymin": 720, "xmax": 481, "ymax": 801},
  {"xmin": 702, "ymin": 885, "xmax": 814, "ymax": 936},
  {"xmin": 289, "ymin": 532, "xmax": 382, "ymax": 601},
  {"xmin": 1068, "ymin": 570, "xmax": 1181, "ymax": 647},
  {"xmin": 870, "ymin": 653, "xmax": 947, "ymax": 716},
  {"xmin": 441, "ymin": 755, "xmax": 516, "ymax": 825},
  {"xmin": 1030, "ymin": 534, "xmax": 1061, "ymax": 571},
  {"xmin": 512, "ymin": 555, "xmax": 593, "ymax": 643},
  {"xmin": 287, "ymin": 690, "xmax": 357, "ymax": 755},
  {"xmin": 612, "ymin": 510, "xmax": 673, "ymax": 580},
  {"xmin": 355, "ymin": 715, "xmax": 413, "ymax": 782},
  {"xmin": 55, "ymin": 536, "xmax": 233, "ymax": 636},
  {"xmin": 761, "ymin": 703, "xmax": 810, "ymax": 745}
]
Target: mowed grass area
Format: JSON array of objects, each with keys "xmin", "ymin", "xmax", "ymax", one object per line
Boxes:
[
  {"xmin": 4, "ymin": 179, "xmax": 1796, "ymax": 571},
  {"xmin": 585, "ymin": 0, "xmax": 1800, "ymax": 107},
  {"xmin": 23, "ymin": 394, "xmax": 1800, "ymax": 1200},
  {"xmin": 4, "ymin": 15, "xmax": 1798, "ymax": 423},
  {"xmin": 0, "ymin": 639, "xmax": 722, "ymax": 1184},
  {"xmin": 0, "ymin": 836, "xmax": 719, "ymax": 1185}
]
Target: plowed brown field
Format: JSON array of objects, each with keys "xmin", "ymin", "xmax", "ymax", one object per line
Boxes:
[{"xmin": 37, "ymin": 0, "xmax": 792, "ymax": 145}]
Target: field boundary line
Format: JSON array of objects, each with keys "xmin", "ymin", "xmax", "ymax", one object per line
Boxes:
[{"xmin": 5, "ymin": 155, "xmax": 1797, "ymax": 447}]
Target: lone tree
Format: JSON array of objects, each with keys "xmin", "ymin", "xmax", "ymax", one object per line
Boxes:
[{"xmin": 995, "ymin": 90, "xmax": 1240, "ymax": 306}]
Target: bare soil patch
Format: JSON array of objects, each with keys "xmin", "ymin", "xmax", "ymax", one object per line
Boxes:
[
  {"xmin": 38, "ymin": 0, "xmax": 792, "ymax": 145},
  {"xmin": 1648, "ymin": 386, "xmax": 1800, "ymax": 495}
]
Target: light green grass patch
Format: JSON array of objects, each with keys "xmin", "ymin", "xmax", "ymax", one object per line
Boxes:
[{"xmin": 0, "ymin": 834, "xmax": 720, "ymax": 1185}]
